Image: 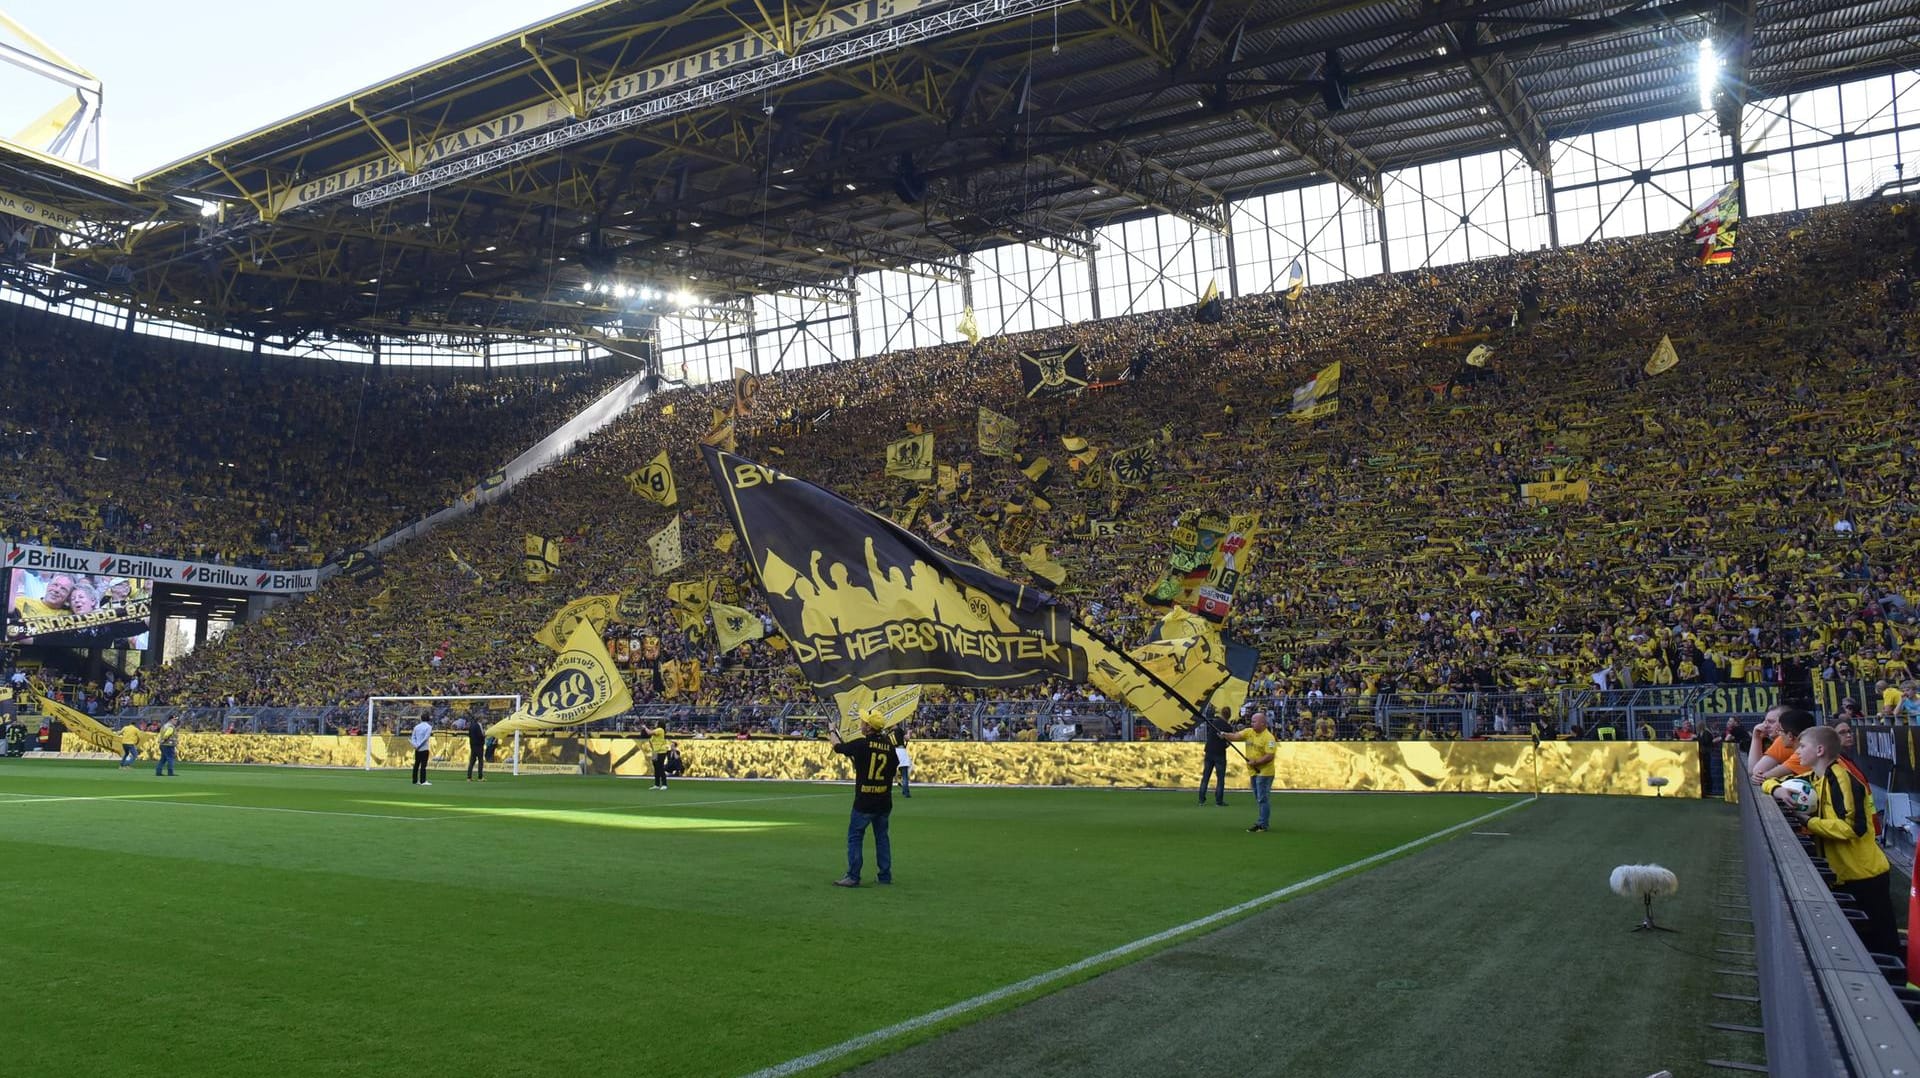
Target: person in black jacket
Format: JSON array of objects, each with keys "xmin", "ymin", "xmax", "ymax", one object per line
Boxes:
[
  {"xmin": 1199, "ymin": 707, "xmax": 1232, "ymax": 806},
  {"xmin": 465, "ymin": 718, "xmax": 487, "ymax": 781},
  {"xmin": 829, "ymin": 713, "xmax": 899, "ymax": 887}
]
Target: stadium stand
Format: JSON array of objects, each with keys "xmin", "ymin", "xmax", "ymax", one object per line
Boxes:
[
  {"xmin": 0, "ymin": 302, "xmax": 626, "ymax": 568},
  {"xmin": 143, "ymin": 195, "xmax": 1920, "ymax": 724}
]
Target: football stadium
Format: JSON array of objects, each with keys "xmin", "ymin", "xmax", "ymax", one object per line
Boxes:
[{"xmin": 4, "ymin": 0, "xmax": 1920, "ymax": 1074}]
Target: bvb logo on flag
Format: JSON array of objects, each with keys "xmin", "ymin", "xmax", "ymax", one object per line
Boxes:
[
  {"xmin": 488, "ymin": 621, "xmax": 632, "ymax": 736},
  {"xmin": 626, "ymin": 451, "xmax": 677, "ymax": 507},
  {"xmin": 1644, "ymin": 335, "xmax": 1679, "ymax": 376},
  {"xmin": 732, "ymin": 367, "xmax": 761, "ymax": 417},
  {"xmin": 1110, "ymin": 441, "xmax": 1159, "ymax": 489}
]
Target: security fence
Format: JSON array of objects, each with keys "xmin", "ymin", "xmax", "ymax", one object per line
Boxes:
[{"xmin": 66, "ymin": 683, "xmax": 1793, "ymax": 742}]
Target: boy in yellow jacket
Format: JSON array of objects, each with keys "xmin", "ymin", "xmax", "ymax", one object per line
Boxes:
[{"xmin": 1773, "ymin": 726, "xmax": 1897, "ymax": 955}]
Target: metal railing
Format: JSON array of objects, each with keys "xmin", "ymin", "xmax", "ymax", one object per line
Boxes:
[
  {"xmin": 1738, "ymin": 759, "xmax": 1920, "ymax": 1076},
  {"xmin": 61, "ymin": 684, "xmax": 1790, "ymax": 740}
]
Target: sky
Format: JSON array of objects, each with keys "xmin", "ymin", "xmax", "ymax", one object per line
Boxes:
[{"xmin": 0, "ymin": 0, "xmax": 587, "ymax": 178}]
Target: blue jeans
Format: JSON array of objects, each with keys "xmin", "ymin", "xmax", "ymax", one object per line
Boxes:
[
  {"xmin": 155, "ymin": 745, "xmax": 176, "ymax": 776},
  {"xmin": 1200, "ymin": 756, "xmax": 1227, "ymax": 802},
  {"xmin": 846, "ymin": 809, "xmax": 891, "ymax": 883},
  {"xmin": 1251, "ymin": 775, "xmax": 1273, "ymax": 828},
  {"xmin": 120, "ymin": 745, "xmax": 138, "ymax": 766}
]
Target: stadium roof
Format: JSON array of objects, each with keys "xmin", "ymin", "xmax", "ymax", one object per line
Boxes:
[{"xmin": 5, "ymin": 0, "xmax": 1915, "ymax": 344}]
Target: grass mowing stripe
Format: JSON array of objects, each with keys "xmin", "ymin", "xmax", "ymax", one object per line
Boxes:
[
  {"xmin": 744, "ymin": 794, "xmax": 1537, "ymax": 1078},
  {"xmin": 422, "ymin": 791, "xmax": 840, "ymax": 821}
]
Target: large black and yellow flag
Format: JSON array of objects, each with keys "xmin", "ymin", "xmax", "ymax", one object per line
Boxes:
[
  {"xmin": 1018, "ymin": 345, "xmax": 1088, "ymax": 398},
  {"xmin": 626, "ymin": 450, "xmax": 677, "ymax": 507},
  {"xmin": 704, "ymin": 447, "xmax": 1207, "ymax": 732},
  {"xmin": 732, "ymin": 367, "xmax": 761, "ymax": 417},
  {"xmin": 487, "ymin": 620, "xmax": 632, "ymax": 737},
  {"xmin": 522, "ymin": 535, "xmax": 560, "ymax": 582},
  {"xmin": 706, "ymin": 445, "xmax": 1072, "ymax": 691}
]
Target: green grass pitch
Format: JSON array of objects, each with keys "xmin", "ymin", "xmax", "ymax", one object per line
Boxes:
[{"xmin": 0, "ymin": 761, "xmax": 1724, "ymax": 1077}]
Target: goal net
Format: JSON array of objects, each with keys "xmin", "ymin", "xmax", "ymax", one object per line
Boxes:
[{"xmin": 365, "ymin": 695, "xmax": 523, "ymax": 774}]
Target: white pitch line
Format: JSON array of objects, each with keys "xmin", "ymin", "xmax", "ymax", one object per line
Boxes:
[
  {"xmin": 741, "ymin": 795, "xmax": 1539, "ymax": 1078},
  {"xmin": 0, "ymin": 792, "xmax": 439, "ymax": 822},
  {"xmin": 0, "ymin": 793, "xmax": 180, "ymax": 807},
  {"xmin": 0, "ymin": 789, "xmax": 841, "ymax": 824}
]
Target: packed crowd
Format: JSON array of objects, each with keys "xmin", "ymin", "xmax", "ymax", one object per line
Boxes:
[
  {"xmin": 0, "ymin": 305, "xmax": 626, "ymax": 567},
  {"xmin": 125, "ymin": 195, "xmax": 1920, "ymax": 730}
]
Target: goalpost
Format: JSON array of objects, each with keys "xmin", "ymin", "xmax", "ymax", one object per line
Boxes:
[{"xmin": 365, "ymin": 695, "xmax": 524, "ymax": 775}]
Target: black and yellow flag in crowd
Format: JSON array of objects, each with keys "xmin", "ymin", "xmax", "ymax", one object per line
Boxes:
[
  {"xmin": 977, "ymin": 406, "xmax": 1020, "ymax": 458},
  {"xmin": 1644, "ymin": 335, "xmax": 1679, "ymax": 376},
  {"xmin": 831, "ymin": 683, "xmax": 923, "ymax": 740},
  {"xmin": 1021, "ymin": 456, "xmax": 1054, "ymax": 490},
  {"xmin": 1194, "ymin": 278, "xmax": 1224, "ymax": 324},
  {"xmin": 702, "ymin": 409, "xmax": 738, "ymax": 452},
  {"xmin": 487, "ymin": 620, "xmax": 632, "ymax": 737},
  {"xmin": 649, "ymin": 515, "xmax": 685, "ymax": 575},
  {"xmin": 666, "ymin": 578, "xmax": 716, "ymax": 632},
  {"xmin": 341, "ymin": 547, "xmax": 384, "ymax": 583},
  {"xmin": 1018, "ymin": 344, "xmax": 1088, "ymax": 398},
  {"xmin": 885, "ymin": 433, "xmax": 934, "ymax": 482},
  {"xmin": 703, "ymin": 446, "xmax": 1209, "ymax": 732},
  {"xmin": 534, "ymin": 593, "xmax": 622, "ymax": 652},
  {"xmin": 967, "ymin": 536, "xmax": 1008, "ymax": 576},
  {"xmin": 709, "ymin": 600, "xmax": 765, "ymax": 653},
  {"xmin": 1110, "ymin": 440, "xmax": 1159, "ymax": 489},
  {"xmin": 522, "ymin": 535, "xmax": 560, "ymax": 582},
  {"xmin": 626, "ymin": 450, "xmax": 677, "ymax": 507},
  {"xmin": 448, "ymin": 548, "xmax": 487, "ymax": 585},
  {"xmin": 732, "ymin": 367, "xmax": 762, "ymax": 417},
  {"xmin": 1019, "ymin": 542, "xmax": 1068, "ymax": 587},
  {"xmin": 1061, "ymin": 435, "xmax": 1099, "ymax": 470},
  {"xmin": 1283, "ymin": 257, "xmax": 1306, "ymax": 302},
  {"xmin": 1288, "ymin": 361, "xmax": 1341, "ymax": 421}
]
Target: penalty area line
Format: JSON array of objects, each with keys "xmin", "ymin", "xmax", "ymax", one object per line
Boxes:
[{"xmin": 741, "ymin": 794, "xmax": 1538, "ymax": 1078}]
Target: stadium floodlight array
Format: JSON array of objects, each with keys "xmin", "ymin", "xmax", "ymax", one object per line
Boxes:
[
  {"xmin": 364, "ymin": 694, "xmax": 522, "ymax": 773},
  {"xmin": 351, "ymin": 0, "xmax": 1076, "ymax": 209}
]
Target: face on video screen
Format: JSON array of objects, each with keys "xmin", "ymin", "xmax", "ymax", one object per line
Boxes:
[{"xmin": 6, "ymin": 570, "xmax": 151, "ymax": 649}]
